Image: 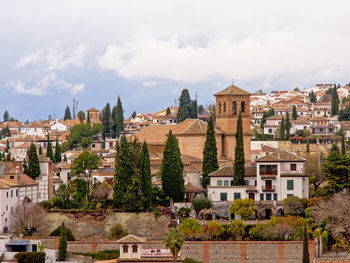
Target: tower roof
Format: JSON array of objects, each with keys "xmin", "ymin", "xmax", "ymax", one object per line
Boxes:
[{"xmin": 215, "ymin": 85, "xmax": 250, "ymax": 96}]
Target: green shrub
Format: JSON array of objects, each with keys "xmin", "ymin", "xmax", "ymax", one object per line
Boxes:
[
  {"xmin": 322, "ymin": 230, "xmax": 329, "ymax": 252},
  {"xmin": 15, "ymin": 252, "xmax": 45, "ymax": 263},
  {"xmin": 50, "ymin": 225, "xmax": 76, "ymax": 241},
  {"xmin": 39, "ymin": 200, "xmax": 52, "ymax": 210},
  {"xmin": 108, "ymin": 223, "xmax": 128, "ymax": 240},
  {"xmin": 191, "ymin": 197, "xmax": 212, "ymax": 218},
  {"xmin": 179, "ymin": 218, "xmax": 204, "ymax": 240},
  {"xmin": 178, "ymin": 207, "xmax": 191, "ymax": 218},
  {"xmin": 228, "ymin": 220, "xmax": 245, "ymax": 240},
  {"xmin": 249, "ymin": 223, "xmax": 273, "ymax": 241},
  {"xmin": 183, "ymin": 258, "xmax": 203, "ymax": 263},
  {"xmin": 73, "ymin": 250, "xmax": 120, "ymax": 260}
]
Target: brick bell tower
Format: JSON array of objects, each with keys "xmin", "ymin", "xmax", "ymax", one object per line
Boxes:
[{"xmin": 214, "ymin": 85, "xmax": 251, "ymax": 163}]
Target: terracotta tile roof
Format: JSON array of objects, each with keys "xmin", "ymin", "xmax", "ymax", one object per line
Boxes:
[
  {"xmin": 261, "ymin": 144, "xmax": 278, "ymax": 152},
  {"xmin": 180, "ymin": 155, "xmax": 201, "ymax": 165},
  {"xmin": 1, "ymin": 173, "xmax": 38, "ymax": 187},
  {"xmin": 116, "ymin": 235, "xmax": 146, "ymax": 244},
  {"xmin": 0, "ymin": 121, "xmax": 24, "ymax": 128},
  {"xmin": 183, "ymin": 165, "xmax": 200, "ymax": 173},
  {"xmin": 256, "ymin": 150, "xmax": 305, "ymax": 162},
  {"xmin": 130, "ymin": 125, "xmax": 172, "ymax": 144},
  {"xmin": 53, "ymin": 177, "xmax": 63, "ymax": 183},
  {"xmin": 15, "ymin": 143, "xmax": 32, "ymax": 149},
  {"xmin": 292, "ymin": 120, "xmax": 310, "ymax": 125},
  {"xmin": 61, "ymin": 119, "xmax": 80, "ymax": 127},
  {"xmin": 172, "ymin": 119, "xmax": 222, "ymax": 135},
  {"xmin": 209, "ymin": 166, "xmax": 256, "ymax": 177},
  {"xmin": 88, "ymin": 107, "xmax": 99, "ymax": 112},
  {"xmin": 184, "ymin": 184, "xmax": 206, "ymax": 193},
  {"xmin": 266, "ymin": 115, "xmax": 283, "ymax": 120},
  {"xmin": 214, "ymin": 85, "xmax": 250, "ymax": 96},
  {"xmin": 341, "ymin": 121, "xmax": 350, "ymax": 130}
]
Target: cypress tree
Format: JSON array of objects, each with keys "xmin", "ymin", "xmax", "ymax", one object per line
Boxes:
[
  {"xmin": 3, "ymin": 110, "xmax": 9, "ymax": 122},
  {"xmin": 177, "ymin": 89, "xmax": 192, "ymax": 123},
  {"xmin": 302, "ymin": 224, "xmax": 310, "ymax": 263},
  {"xmin": 0, "ymin": 152, "xmax": 2, "ymax": 160},
  {"xmin": 39, "ymin": 145, "xmax": 43, "ymax": 155},
  {"xmin": 58, "ymin": 222, "xmax": 67, "ymax": 261},
  {"xmin": 22, "ymin": 159, "xmax": 28, "ymax": 175},
  {"xmin": 46, "ymin": 132, "xmax": 54, "ymax": 161},
  {"xmin": 331, "ymin": 86, "xmax": 340, "ymax": 116},
  {"xmin": 202, "ymin": 116, "xmax": 219, "ymax": 188},
  {"xmin": 341, "ymin": 134, "xmax": 346, "ymax": 155},
  {"xmin": 131, "ymin": 110, "xmax": 137, "ymax": 119},
  {"xmin": 63, "ymin": 155, "xmax": 68, "ymax": 162},
  {"xmin": 112, "ymin": 95, "xmax": 124, "ymax": 133},
  {"xmin": 114, "ymin": 136, "xmax": 133, "ymax": 210},
  {"xmin": 233, "ymin": 112, "xmax": 245, "ymax": 186},
  {"xmin": 331, "ymin": 143, "xmax": 340, "ymax": 153},
  {"xmin": 306, "ymin": 139, "xmax": 310, "ymax": 154},
  {"xmin": 285, "ymin": 112, "xmax": 291, "ymax": 140},
  {"xmin": 54, "ymin": 138, "xmax": 61, "ymax": 163},
  {"xmin": 6, "ymin": 152, "xmax": 11, "ymax": 161},
  {"xmin": 101, "ymin": 103, "xmax": 111, "ymax": 136},
  {"xmin": 27, "ymin": 143, "xmax": 41, "ymax": 179},
  {"xmin": 64, "ymin": 106, "xmax": 72, "ymax": 120},
  {"xmin": 87, "ymin": 110, "xmax": 91, "ymax": 125},
  {"xmin": 5, "ymin": 139, "xmax": 9, "ymax": 153},
  {"xmin": 280, "ymin": 117, "xmax": 286, "ymax": 140},
  {"xmin": 292, "ymin": 105, "xmax": 297, "ymax": 120},
  {"xmin": 190, "ymin": 100, "xmax": 198, "ymax": 119},
  {"xmin": 161, "ymin": 130, "xmax": 184, "ymax": 202},
  {"xmin": 140, "ymin": 141, "xmax": 152, "ymax": 209},
  {"xmin": 166, "ymin": 107, "xmax": 171, "ymax": 116},
  {"xmin": 260, "ymin": 111, "xmax": 267, "ymax": 130},
  {"xmin": 268, "ymin": 108, "xmax": 275, "ymax": 116}
]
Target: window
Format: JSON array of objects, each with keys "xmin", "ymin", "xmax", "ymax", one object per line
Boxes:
[
  {"xmin": 329, "ymin": 128, "xmax": 333, "ymax": 132},
  {"xmin": 234, "ymin": 193, "xmax": 241, "ymax": 200},
  {"xmin": 260, "ymin": 193, "xmax": 264, "ymax": 201},
  {"xmin": 260, "ymin": 165, "xmax": 278, "ymax": 175},
  {"xmin": 132, "ymin": 245, "xmax": 138, "ymax": 253},
  {"xmin": 11, "ymin": 190, "xmax": 13, "ymax": 197},
  {"xmin": 92, "ymin": 144, "xmax": 96, "ymax": 148},
  {"xmin": 220, "ymin": 192, "xmax": 227, "ymax": 201},
  {"xmin": 266, "ymin": 193, "xmax": 272, "ymax": 200},
  {"xmin": 273, "ymin": 193, "xmax": 277, "ymax": 201},
  {"xmin": 10, "ymin": 176, "xmax": 14, "ymax": 179},
  {"xmin": 319, "ymin": 128, "xmax": 323, "ymax": 132},
  {"xmin": 241, "ymin": 101, "xmax": 245, "ymax": 113},
  {"xmin": 6, "ymin": 205, "xmax": 8, "ymax": 211},
  {"xmin": 6, "ymin": 192, "xmax": 8, "ymax": 198},
  {"xmin": 218, "ymin": 102, "xmax": 222, "ymax": 114},
  {"xmin": 230, "ymin": 213, "xmax": 235, "ymax": 220},
  {"xmin": 290, "ymin": 164, "xmax": 297, "ymax": 171},
  {"xmin": 232, "ymin": 101, "xmax": 237, "ymax": 115},
  {"xmin": 287, "ymin": 194, "xmax": 294, "ymax": 197},
  {"xmin": 244, "ymin": 180, "xmax": 249, "ymax": 186},
  {"xmin": 268, "ymin": 129, "xmax": 272, "ymax": 133},
  {"xmin": 287, "ymin": 180, "xmax": 294, "ymax": 190},
  {"xmin": 230, "ymin": 180, "xmax": 234, "ymax": 186},
  {"xmin": 223, "ymin": 102, "xmax": 226, "ymax": 113},
  {"xmin": 217, "ymin": 180, "xmax": 222, "ymax": 186},
  {"xmin": 224, "ymin": 180, "xmax": 229, "ymax": 186},
  {"xmin": 16, "ymin": 190, "xmax": 18, "ymax": 197},
  {"xmin": 123, "ymin": 245, "xmax": 128, "ymax": 253}
]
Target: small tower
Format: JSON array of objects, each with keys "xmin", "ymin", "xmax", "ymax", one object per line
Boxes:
[
  {"xmin": 87, "ymin": 108, "xmax": 100, "ymax": 124},
  {"xmin": 214, "ymin": 85, "xmax": 251, "ymax": 163},
  {"xmin": 117, "ymin": 235, "xmax": 145, "ymax": 260}
]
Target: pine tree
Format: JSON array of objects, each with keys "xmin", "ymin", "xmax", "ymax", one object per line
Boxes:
[
  {"xmin": 161, "ymin": 130, "xmax": 184, "ymax": 202},
  {"xmin": 101, "ymin": 103, "xmax": 111, "ymax": 136},
  {"xmin": 166, "ymin": 107, "xmax": 171, "ymax": 116},
  {"xmin": 64, "ymin": 106, "xmax": 72, "ymax": 120},
  {"xmin": 63, "ymin": 154, "xmax": 67, "ymax": 162},
  {"xmin": 302, "ymin": 224, "xmax": 310, "ymax": 263},
  {"xmin": 177, "ymin": 89, "xmax": 192, "ymax": 123},
  {"xmin": 331, "ymin": 86, "xmax": 340, "ymax": 116},
  {"xmin": 54, "ymin": 138, "xmax": 62, "ymax": 163},
  {"xmin": 268, "ymin": 108, "xmax": 275, "ymax": 116},
  {"xmin": 46, "ymin": 132, "xmax": 54, "ymax": 161},
  {"xmin": 114, "ymin": 136, "xmax": 133, "ymax": 210},
  {"xmin": 285, "ymin": 112, "xmax": 291, "ymax": 140},
  {"xmin": 190, "ymin": 100, "xmax": 198, "ymax": 119},
  {"xmin": 58, "ymin": 222, "xmax": 67, "ymax": 261},
  {"xmin": 292, "ymin": 105, "xmax": 297, "ymax": 120},
  {"xmin": 112, "ymin": 96, "xmax": 124, "ymax": 133},
  {"xmin": 233, "ymin": 112, "xmax": 245, "ymax": 186},
  {"xmin": 39, "ymin": 145, "xmax": 43, "ymax": 155},
  {"xmin": 280, "ymin": 117, "xmax": 286, "ymax": 140},
  {"xmin": 27, "ymin": 143, "xmax": 41, "ymax": 179},
  {"xmin": 140, "ymin": 142, "xmax": 152, "ymax": 209},
  {"xmin": 202, "ymin": 116, "xmax": 219, "ymax": 188},
  {"xmin": 341, "ymin": 134, "xmax": 346, "ymax": 155},
  {"xmin": 3, "ymin": 110, "xmax": 9, "ymax": 122}
]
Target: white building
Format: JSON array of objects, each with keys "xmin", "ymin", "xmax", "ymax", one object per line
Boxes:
[{"xmin": 207, "ymin": 150, "xmax": 309, "ymax": 219}]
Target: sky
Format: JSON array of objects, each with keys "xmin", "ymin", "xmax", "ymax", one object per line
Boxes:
[{"xmin": 1, "ymin": 0, "xmax": 350, "ymax": 121}]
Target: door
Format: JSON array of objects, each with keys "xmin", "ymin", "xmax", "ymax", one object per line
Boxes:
[{"xmin": 248, "ymin": 193, "xmax": 255, "ymax": 200}]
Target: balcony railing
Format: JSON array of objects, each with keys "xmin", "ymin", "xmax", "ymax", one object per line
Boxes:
[{"xmin": 262, "ymin": 185, "xmax": 275, "ymax": 191}]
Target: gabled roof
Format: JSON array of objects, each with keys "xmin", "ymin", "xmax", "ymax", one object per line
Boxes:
[
  {"xmin": 209, "ymin": 166, "xmax": 256, "ymax": 177},
  {"xmin": 116, "ymin": 234, "xmax": 146, "ymax": 244},
  {"xmin": 88, "ymin": 107, "xmax": 99, "ymax": 112},
  {"xmin": 214, "ymin": 85, "xmax": 250, "ymax": 96},
  {"xmin": 172, "ymin": 119, "xmax": 222, "ymax": 135},
  {"xmin": 256, "ymin": 150, "xmax": 305, "ymax": 162}
]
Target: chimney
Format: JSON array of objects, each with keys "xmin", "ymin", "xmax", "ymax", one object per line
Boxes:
[{"xmin": 15, "ymin": 166, "xmax": 20, "ymax": 185}]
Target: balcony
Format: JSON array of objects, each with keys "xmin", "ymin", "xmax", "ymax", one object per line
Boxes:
[
  {"xmin": 262, "ymin": 185, "xmax": 275, "ymax": 192},
  {"xmin": 260, "ymin": 174, "xmax": 277, "ymax": 179}
]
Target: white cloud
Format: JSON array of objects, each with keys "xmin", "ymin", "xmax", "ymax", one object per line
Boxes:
[
  {"xmin": 7, "ymin": 73, "xmax": 85, "ymax": 96},
  {"xmin": 15, "ymin": 41, "xmax": 87, "ymax": 70}
]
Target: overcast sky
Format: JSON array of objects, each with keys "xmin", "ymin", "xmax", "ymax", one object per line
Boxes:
[{"xmin": 1, "ymin": 0, "xmax": 350, "ymax": 121}]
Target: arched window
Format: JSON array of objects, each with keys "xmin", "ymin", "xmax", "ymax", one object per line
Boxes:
[
  {"xmin": 123, "ymin": 245, "xmax": 128, "ymax": 253},
  {"xmin": 223, "ymin": 102, "xmax": 226, "ymax": 113},
  {"xmin": 232, "ymin": 101, "xmax": 237, "ymax": 115},
  {"xmin": 241, "ymin": 101, "xmax": 245, "ymax": 113},
  {"xmin": 132, "ymin": 245, "xmax": 138, "ymax": 253},
  {"xmin": 218, "ymin": 102, "xmax": 222, "ymax": 114},
  {"xmin": 224, "ymin": 180, "xmax": 229, "ymax": 186},
  {"xmin": 217, "ymin": 180, "xmax": 222, "ymax": 186}
]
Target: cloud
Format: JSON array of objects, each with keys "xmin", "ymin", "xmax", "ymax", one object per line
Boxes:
[
  {"xmin": 7, "ymin": 73, "xmax": 85, "ymax": 96},
  {"xmin": 15, "ymin": 41, "xmax": 87, "ymax": 70}
]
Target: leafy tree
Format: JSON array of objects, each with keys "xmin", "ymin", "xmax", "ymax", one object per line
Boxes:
[
  {"xmin": 282, "ymin": 196, "xmax": 304, "ymax": 216},
  {"xmin": 341, "ymin": 134, "xmax": 346, "ymax": 155},
  {"xmin": 71, "ymin": 151, "xmax": 100, "ymax": 193},
  {"xmin": 293, "ymin": 87, "xmax": 300, "ymax": 92},
  {"xmin": 27, "ymin": 143, "xmax": 41, "ymax": 179},
  {"xmin": 54, "ymin": 138, "xmax": 61, "ymax": 163},
  {"xmin": 50, "ymin": 224, "xmax": 76, "ymax": 241},
  {"xmin": 191, "ymin": 197, "xmax": 212, "ymax": 218},
  {"xmin": 140, "ymin": 142, "xmax": 152, "ymax": 209},
  {"xmin": 268, "ymin": 107, "xmax": 275, "ymax": 116},
  {"xmin": 331, "ymin": 86, "xmax": 340, "ymax": 116},
  {"xmin": 131, "ymin": 110, "xmax": 137, "ymax": 119},
  {"xmin": 77, "ymin": 110, "xmax": 85, "ymax": 123},
  {"xmin": 179, "ymin": 218, "xmax": 204, "ymax": 240},
  {"xmin": 292, "ymin": 105, "xmax": 297, "ymax": 120},
  {"xmin": 46, "ymin": 132, "xmax": 54, "ymax": 161},
  {"xmin": 108, "ymin": 223, "xmax": 128, "ymax": 240},
  {"xmin": 166, "ymin": 107, "xmax": 171, "ymax": 116},
  {"xmin": 63, "ymin": 155, "xmax": 67, "ymax": 162},
  {"xmin": 229, "ymin": 198, "xmax": 256, "ymax": 220},
  {"xmin": 63, "ymin": 123, "xmax": 103, "ymax": 150},
  {"xmin": 64, "ymin": 106, "xmax": 72, "ymax": 120},
  {"xmin": 202, "ymin": 116, "xmax": 218, "ymax": 188},
  {"xmin": 58, "ymin": 222, "xmax": 67, "ymax": 261},
  {"xmin": 101, "ymin": 103, "xmax": 111, "ymax": 136},
  {"xmin": 161, "ymin": 130, "xmax": 184, "ymax": 202},
  {"xmin": 111, "ymin": 95, "xmax": 124, "ymax": 133},
  {"xmin": 55, "ymin": 184, "xmax": 73, "ymax": 209},
  {"xmin": 285, "ymin": 112, "xmax": 291, "ymax": 140},
  {"xmin": 233, "ymin": 112, "xmax": 245, "ymax": 185},
  {"xmin": 228, "ymin": 220, "xmax": 245, "ymax": 239},
  {"xmin": 3, "ymin": 110, "xmax": 9, "ymax": 122},
  {"xmin": 305, "ymin": 155, "xmax": 324, "ymax": 192},
  {"xmin": 303, "ymin": 224, "xmax": 310, "ymax": 263},
  {"xmin": 177, "ymin": 89, "xmax": 192, "ymax": 123},
  {"xmin": 205, "ymin": 220, "xmax": 225, "ymax": 240},
  {"xmin": 71, "ymin": 179, "xmax": 87, "ymax": 205},
  {"xmin": 163, "ymin": 228, "xmax": 184, "ymax": 263},
  {"xmin": 249, "ymin": 223, "xmax": 273, "ymax": 241},
  {"xmin": 190, "ymin": 99, "xmax": 198, "ymax": 119}
]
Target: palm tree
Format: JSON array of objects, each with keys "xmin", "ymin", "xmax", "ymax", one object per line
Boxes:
[{"xmin": 163, "ymin": 228, "xmax": 184, "ymax": 263}]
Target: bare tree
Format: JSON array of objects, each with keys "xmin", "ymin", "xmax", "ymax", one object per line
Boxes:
[
  {"xmin": 10, "ymin": 204, "xmax": 47, "ymax": 236},
  {"xmin": 305, "ymin": 154, "xmax": 324, "ymax": 193},
  {"xmin": 72, "ymin": 98, "xmax": 79, "ymax": 119}
]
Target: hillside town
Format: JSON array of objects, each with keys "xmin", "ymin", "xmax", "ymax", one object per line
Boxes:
[{"xmin": 0, "ymin": 82, "xmax": 349, "ymax": 262}]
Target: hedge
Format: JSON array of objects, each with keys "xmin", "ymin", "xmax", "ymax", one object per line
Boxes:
[{"xmin": 15, "ymin": 252, "xmax": 45, "ymax": 263}]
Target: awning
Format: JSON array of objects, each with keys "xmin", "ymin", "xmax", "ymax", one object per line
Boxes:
[{"xmin": 6, "ymin": 240, "xmax": 29, "ymax": 246}]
